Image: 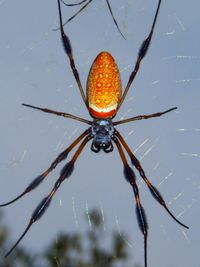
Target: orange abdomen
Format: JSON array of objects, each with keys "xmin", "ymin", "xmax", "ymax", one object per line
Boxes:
[{"xmin": 87, "ymin": 51, "xmax": 122, "ymax": 118}]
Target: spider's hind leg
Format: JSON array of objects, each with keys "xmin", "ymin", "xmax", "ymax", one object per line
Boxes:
[
  {"xmin": 112, "ymin": 135, "xmax": 148, "ymax": 267},
  {"xmin": 5, "ymin": 132, "xmax": 93, "ymax": 258},
  {"xmin": 115, "ymin": 129, "xmax": 189, "ymax": 229},
  {"xmin": 0, "ymin": 128, "xmax": 91, "ymax": 207}
]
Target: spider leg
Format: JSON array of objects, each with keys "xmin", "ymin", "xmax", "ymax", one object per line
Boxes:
[
  {"xmin": 118, "ymin": 0, "xmax": 162, "ymax": 109},
  {"xmin": 57, "ymin": 0, "xmax": 88, "ymax": 108},
  {"xmin": 5, "ymin": 134, "xmax": 92, "ymax": 258},
  {"xmin": 59, "ymin": 0, "xmax": 126, "ymax": 39},
  {"xmin": 105, "ymin": 0, "xmax": 126, "ymax": 39},
  {"xmin": 112, "ymin": 135, "xmax": 148, "ymax": 267},
  {"xmin": 113, "ymin": 107, "xmax": 177, "ymax": 126},
  {"xmin": 115, "ymin": 129, "xmax": 189, "ymax": 229},
  {"xmin": 22, "ymin": 103, "xmax": 92, "ymax": 125},
  {"xmin": 59, "ymin": 0, "xmax": 93, "ymax": 27},
  {"xmin": 61, "ymin": 0, "xmax": 89, "ymax": 7},
  {"xmin": 0, "ymin": 128, "xmax": 91, "ymax": 207}
]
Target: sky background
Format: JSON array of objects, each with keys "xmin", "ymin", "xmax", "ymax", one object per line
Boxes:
[{"xmin": 0, "ymin": 0, "xmax": 199, "ymax": 266}]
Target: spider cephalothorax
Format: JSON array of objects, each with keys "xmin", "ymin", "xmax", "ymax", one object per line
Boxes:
[
  {"xmin": 91, "ymin": 119, "xmax": 114, "ymax": 153},
  {"xmin": 0, "ymin": 1, "xmax": 188, "ymax": 266}
]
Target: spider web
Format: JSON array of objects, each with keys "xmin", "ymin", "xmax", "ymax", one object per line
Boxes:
[{"xmin": 0, "ymin": 0, "xmax": 199, "ymax": 267}]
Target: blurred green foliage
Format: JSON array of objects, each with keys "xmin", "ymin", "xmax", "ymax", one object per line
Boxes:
[{"xmin": 0, "ymin": 209, "xmax": 142, "ymax": 267}]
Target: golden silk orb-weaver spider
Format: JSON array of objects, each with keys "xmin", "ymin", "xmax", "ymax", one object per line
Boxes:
[
  {"xmin": 0, "ymin": 0, "xmax": 189, "ymax": 266},
  {"xmin": 56, "ymin": 0, "xmax": 126, "ymax": 39}
]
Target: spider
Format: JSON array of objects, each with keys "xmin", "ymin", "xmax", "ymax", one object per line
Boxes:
[
  {"xmin": 55, "ymin": 0, "xmax": 126, "ymax": 39},
  {"xmin": 1, "ymin": 0, "xmax": 189, "ymax": 266}
]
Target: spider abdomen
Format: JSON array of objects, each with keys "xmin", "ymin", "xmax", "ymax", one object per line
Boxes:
[{"xmin": 87, "ymin": 51, "xmax": 122, "ymax": 119}]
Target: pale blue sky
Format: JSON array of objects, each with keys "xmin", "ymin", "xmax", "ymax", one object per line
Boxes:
[{"xmin": 0, "ymin": 0, "xmax": 199, "ymax": 266}]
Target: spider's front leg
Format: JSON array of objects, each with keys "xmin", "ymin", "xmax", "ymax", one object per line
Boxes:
[
  {"xmin": 59, "ymin": 0, "xmax": 126, "ymax": 39},
  {"xmin": 61, "ymin": 0, "xmax": 89, "ymax": 7},
  {"xmin": 118, "ymin": 0, "xmax": 162, "ymax": 109},
  {"xmin": 57, "ymin": 0, "xmax": 88, "ymax": 108},
  {"xmin": 60, "ymin": 0, "xmax": 93, "ymax": 26}
]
